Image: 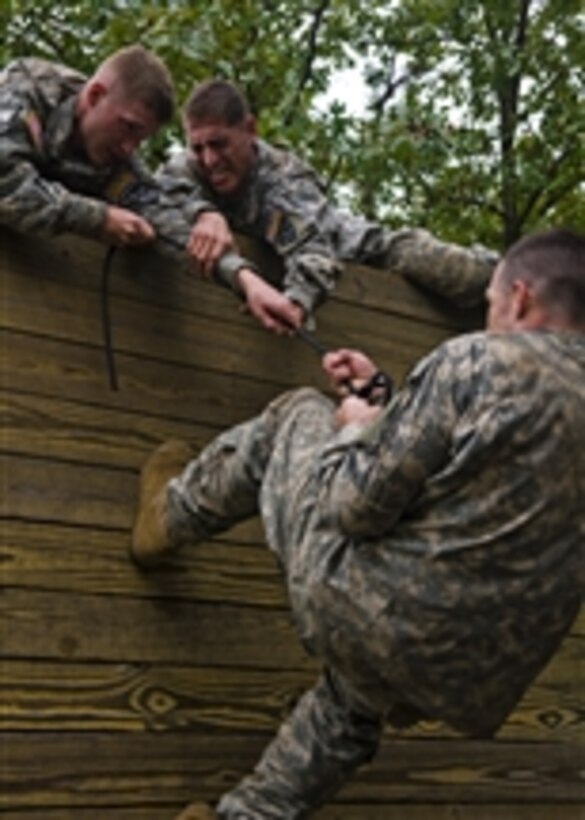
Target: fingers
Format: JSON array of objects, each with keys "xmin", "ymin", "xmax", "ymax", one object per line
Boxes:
[
  {"xmin": 103, "ymin": 206, "xmax": 155, "ymax": 247},
  {"xmin": 322, "ymin": 349, "xmax": 354, "ymax": 389},
  {"xmin": 323, "ymin": 349, "xmax": 377, "ymax": 383},
  {"xmin": 334, "ymin": 395, "xmax": 382, "ymax": 428},
  {"xmin": 125, "ymin": 216, "xmax": 155, "ymax": 246},
  {"xmin": 187, "ymin": 213, "xmax": 234, "ymax": 277},
  {"xmin": 250, "ymin": 298, "xmax": 302, "ymax": 335}
]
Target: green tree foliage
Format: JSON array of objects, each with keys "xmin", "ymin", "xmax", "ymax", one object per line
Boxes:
[
  {"xmin": 347, "ymin": 0, "xmax": 585, "ymax": 248},
  {"xmin": 3, "ymin": 0, "xmax": 583, "ymax": 249}
]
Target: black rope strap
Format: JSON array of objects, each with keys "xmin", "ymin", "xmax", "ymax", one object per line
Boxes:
[{"xmin": 101, "ymin": 245, "xmax": 119, "ymax": 391}]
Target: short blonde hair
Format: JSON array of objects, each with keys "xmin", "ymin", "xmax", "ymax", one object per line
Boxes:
[{"xmin": 99, "ymin": 44, "xmax": 174, "ymax": 124}]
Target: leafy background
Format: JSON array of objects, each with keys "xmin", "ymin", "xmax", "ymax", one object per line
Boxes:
[{"xmin": 2, "ymin": 0, "xmax": 584, "ymax": 250}]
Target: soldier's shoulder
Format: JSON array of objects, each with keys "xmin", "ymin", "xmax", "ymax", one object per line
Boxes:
[
  {"xmin": 2, "ymin": 57, "xmax": 84, "ymax": 106},
  {"xmin": 439, "ymin": 332, "xmax": 540, "ymax": 376},
  {"xmin": 433, "ymin": 331, "xmax": 489, "ymax": 364},
  {"xmin": 257, "ymin": 138, "xmax": 317, "ymax": 181}
]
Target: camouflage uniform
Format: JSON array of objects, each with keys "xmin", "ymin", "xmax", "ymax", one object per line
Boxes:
[
  {"xmin": 0, "ymin": 57, "xmax": 252, "ymax": 290},
  {"xmin": 165, "ymin": 330, "xmax": 585, "ymax": 818},
  {"xmin": 160, "ymin": 141, "xmax": 500, "ymax": 315}
]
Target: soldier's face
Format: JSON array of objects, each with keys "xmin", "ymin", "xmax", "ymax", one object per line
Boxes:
[
  {"xmin": 79, "ymin": 83, "xmax": 160, "ymax": 166},
  {"xmin": 186, "ymin": 116, "xmax": 257, "ymax": 196}
]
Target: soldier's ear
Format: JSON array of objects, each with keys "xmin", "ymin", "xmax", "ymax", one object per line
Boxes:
[
  {"xmin": 243, "ymin": 114, "xmax": 257, "ymax": 137},
  {"xmin": 86, "ymin": 81, "xmax": 108, "ymax": 108},
  {"xmin": 511, "ymin": 279, "xmax": 533, "ymax": 322}
]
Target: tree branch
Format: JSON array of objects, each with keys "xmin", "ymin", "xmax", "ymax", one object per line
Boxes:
[
  {"xmin": 283, "ymin": 0, "xmax": 330, "ymax": 125},
  {"xmin": 370, "ymin": 58, "xmax": 411, "ymax": 115},
  {"xmin": 518, "ymin": 144, "xmax": 582, "ymax": 224}
]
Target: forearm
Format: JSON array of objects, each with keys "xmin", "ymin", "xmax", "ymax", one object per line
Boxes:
[
  {"xmin": 283, "ymin": 250, "xmax": 342, "ymax": 315},
  {"xmin": 217, "ymin": 669, "xmax": 382, "ymax": 818},
  {"xmin": 319, "ymin": 349, "xmax": 456, "ymax": 537},
  {"xmin": 131, "ymin": 191, "xmax": 256, "ymax": 287},
  {"xmin": 0, "ymin": 161, "xmax": 106, "ymax": 238}
]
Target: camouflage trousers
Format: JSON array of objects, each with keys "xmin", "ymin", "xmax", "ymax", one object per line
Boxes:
[
  {"xmin": 166, "ymin": 388, "xmax": 384, "ymax": 819},
  {"xmin": 337, "ymin": 222, "xmax": 498, "ymax": 308}
]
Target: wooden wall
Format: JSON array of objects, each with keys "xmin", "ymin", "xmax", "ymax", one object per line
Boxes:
[{"xmin": 1, "ymin": 226, "xmax": 583, "ymax": 819}]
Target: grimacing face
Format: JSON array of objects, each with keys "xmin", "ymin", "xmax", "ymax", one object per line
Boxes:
[
  {"xmin": 78, "ymin": 83, "xmax": 160, "ymax": 167},
  {"xmin": 186, "ymin": 116, "xmax": 257, "ymax": 197}
]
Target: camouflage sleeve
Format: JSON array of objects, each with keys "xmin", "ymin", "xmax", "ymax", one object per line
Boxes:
[
  {"xmin": 120, "ymin": 169, "xmax": 258, "ymax": 292},
  {"xmin": 216, "ymin": 668, "xmax": 382, "ymax": 816},
  {"xmin": 319, "ymin": 342, "xmax": 462, "ymax": 536},
  {"xmin": 0, "ymin": 96, "xmax": 105, "ymax": 237},
  {"xmin": 263, "ymin": 173, "xmax": 342, "ymax": 315},
  {"xmin": 154, "ymin": 159, "xmax": 218, "ymax": 222}
]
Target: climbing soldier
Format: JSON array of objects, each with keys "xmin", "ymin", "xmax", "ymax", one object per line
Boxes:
[{"xmin": 131, "ymin": 228, "xmax": 585, "ymax": 819}]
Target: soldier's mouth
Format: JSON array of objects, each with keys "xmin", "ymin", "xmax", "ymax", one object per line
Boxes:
[{"xmin": 208, "ymin": 170, "xmax": 234, "ymax": 190}]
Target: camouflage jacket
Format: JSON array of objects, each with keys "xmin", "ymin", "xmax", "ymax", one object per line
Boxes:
[
  {"xmin": 264, "ymin": 330, "xmax": 585, "ymax": 736},
  {"xmin": 161, "ymin": 140, "xmax": 499, "ymax": 313},
  {"xmin": 0, "ymin": 57, "xmax": 251, "ymax": 290}
]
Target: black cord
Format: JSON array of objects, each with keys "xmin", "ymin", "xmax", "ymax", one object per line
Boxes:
[
  {"xmin": 295, "ymin": 326, "xmax": 393, "ymax": 405},
  {"xmin": 101, "ymin": 245, "xmax": 119, "ymax": 391}
]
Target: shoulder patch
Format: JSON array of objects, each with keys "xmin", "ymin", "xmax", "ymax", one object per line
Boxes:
[{"xmin": 266, "ymin": 209, "xmax": 304, "ymax": 251}]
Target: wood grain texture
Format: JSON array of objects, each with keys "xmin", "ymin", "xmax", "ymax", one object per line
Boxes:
[
  {"xmin": 1, "ymin": 732, "xmax": 583, "ymax": 808},
  {"xmin": 1, "ymin": 654, "xmax": 582, "ymax": 743}
]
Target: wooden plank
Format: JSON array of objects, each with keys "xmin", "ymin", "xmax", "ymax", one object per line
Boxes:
[
  {"xmin": 0, "ymin": 660, "xmax": 313, "ymax": 733},
  {"xmin": 1, "ymin": 732, "xmax": 582, "ymax": 808},
  {"xmin": 0, "ymin": 588, "xmax": 310, "ymax": 669},
  {"xmin": 1, "ymin": 654, "xmax": 582, "ymax": 744},
  {"xmin": 1, "ymin": 807, "xmax": 582, "ymax": 820},
  {"xmin": 2, "ymin": 451, "xmax": 143, "ymax": 529},
  {"xmin": 1, "ymin": 520, "xmax": 281, "ymax": 606},
  {"xmin": 0, "ymin": 329, "xmax": 281, "ymax": 430},
  {"xmin": 0, "ymin": 450, "xmax": 264, "ymax": 546},
  {"xmin": 0, "ymin": 387, "xmax": 216, "ymax": 468}
]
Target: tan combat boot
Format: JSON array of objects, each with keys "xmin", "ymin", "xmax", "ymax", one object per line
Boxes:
[
  {"xmin": 131, "ymin": 439, "xmax": 194, "ymax": 566},
  {"xmin": 173, "ymin": 802, "xmax": 218, "ymax": 820}
]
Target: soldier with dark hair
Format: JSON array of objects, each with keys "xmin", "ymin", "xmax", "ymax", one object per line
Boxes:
[
  {"xmin": 158, "ymin": 77, "xmax": 500, "ymax": 333},
  {"xmin": 131, "ymin": 228, "xmax": 585, "ymax": 819}
]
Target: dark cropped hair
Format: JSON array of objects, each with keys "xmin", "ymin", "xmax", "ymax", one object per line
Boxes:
[
  {"xmin": 502, "ymin": 228, "xmax": 585, "ymax": 326},
  {"xmin": 183, "ymin": 78, "xmax": 250, "ymax": 126},
  {"xmin": 101, "ymin": 44, "xmax": 175, "ymax": 124}
]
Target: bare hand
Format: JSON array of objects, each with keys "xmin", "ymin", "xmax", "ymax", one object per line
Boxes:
[
  {"xmin": 102, "ymin": 205, "xmax": 156, "ymax": 247},
  {"xmin": 323, "ymin": 348, "xmax": 378, "ymax": 396},
  {"xmin": 187, "ymin": 211, "xmax": 234, "ymax": 277},
  {"xmin": 237, "ymin": 269, "xmax": 304, "ymax": 333},
  {"xmin": 335, "ymin": 395, "xmax": 383, "ymax": 428}
]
